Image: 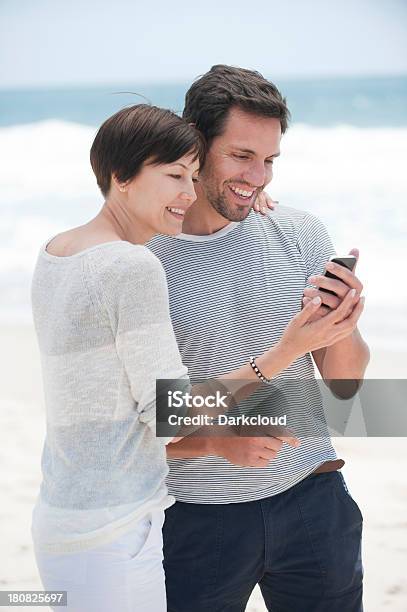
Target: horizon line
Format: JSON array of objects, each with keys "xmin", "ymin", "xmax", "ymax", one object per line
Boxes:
[{"xmin": 1, "ymin": 72, "xmax": 407, "ymax": 93}]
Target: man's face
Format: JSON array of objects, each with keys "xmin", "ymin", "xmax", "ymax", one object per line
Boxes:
[{"xmin": 198, "ymin": 107, "xmax": 281, "ymax": 222}]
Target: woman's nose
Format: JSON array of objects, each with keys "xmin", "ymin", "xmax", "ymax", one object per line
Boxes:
[{"xmin": 180, "ymin": 188, "xmax": 197, "ymax": 203}]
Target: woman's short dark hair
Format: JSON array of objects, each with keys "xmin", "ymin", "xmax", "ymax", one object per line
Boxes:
[
  {"xmin": 90, "ymin": 104, "xmax": 205, "ymax": 196},
  {"xmin": 183, "ymin": 64, "xmax": 291, "ymax": 147}
]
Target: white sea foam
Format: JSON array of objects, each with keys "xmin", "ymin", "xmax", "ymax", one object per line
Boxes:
[
  {"xmin": 0, "ymin": 120, "xmax": 97, "ymax": 202},
  {"xmin": 1, "ymin": 120, "xmax": 406, "ymax": 349}
]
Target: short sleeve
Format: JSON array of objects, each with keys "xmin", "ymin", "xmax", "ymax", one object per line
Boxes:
[
  {"xmin": 296, "ymin": 213, "xmax": 336, "ymax": 281},
  {"xmin": 94, "ymin": 246, "xmax": 188, "ymax": 430}
]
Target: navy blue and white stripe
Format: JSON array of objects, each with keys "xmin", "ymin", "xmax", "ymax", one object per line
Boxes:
[{"xmin": 148, "ymin": 205, "xmax": 338, "ymax": 504}]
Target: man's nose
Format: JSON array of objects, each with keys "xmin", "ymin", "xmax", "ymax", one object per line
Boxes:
[{"xmin": 243, "ymin": 162, "xmax": 270, "ymax": 188}]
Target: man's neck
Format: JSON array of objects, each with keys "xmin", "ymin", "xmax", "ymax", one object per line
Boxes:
[{"xmin": 181, "ymin": 197, "xmax": 232, "ymax": 236}]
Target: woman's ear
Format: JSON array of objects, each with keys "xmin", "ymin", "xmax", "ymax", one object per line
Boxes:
[{"xmin": 112, "ymin": 174, "xmax": 128, "ymax": 193}]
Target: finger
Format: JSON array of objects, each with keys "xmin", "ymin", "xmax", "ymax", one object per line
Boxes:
[
  {"xmin": 303, "ymin": 287, "xmax": 341, "ymax": 309},
  {"xmin": 323, "ymin": 262, "xmax": 363, "ymax": 293},
  {"xmin": 311, "ymin": 297, "xmax": 357, "ymax": 327},
  {"xmin": 303, "ymin": 297, "xmax": 330, "ymax": 309},
  {"xmin": 258, "ymin": 447, "xmax": 279, "ymax": 459},
  {"xmin": 324, "ymin": 261, "xmax": 361, "ymax": 290},
  {"xmin": 292, "ymin": 296, "xmax": 322, "ymax": 325},
  {"xmin": 258, "ymin": 425, "xmax": 296, "ymax": 439},
  {"xmin": 253, "ymin": 194, "xmax": 267, "ymax": 215},
  {"xmin": 331, "ymin": 296, "xmax": 365, "ymax": 337},
  {"xmin": 252, "ymin": 458, "xmax": 271, "ymax": 467},
  {"xmin": 248, "ymin": 432, "xmax": 284, "ymax": 456},
  {"xmin": 256, "ymin": 444, "xmax": 280, "ymax": 458},
  {"xmin": 255, "ymin": 436, "xmax": 284, "ymax": 452},
  {"xmin": 339, "ymin": 294, "xmax": 362, "ymax": 320},
  {"xmin": 349, "ymin": 248, "xmax": 359, "ymax": 270},
  {"xmin": 254, "ymin": 193, "xmax": 264, "ymax": 213},
  {"xmin": 264, "ymin": 192, "xmax": 278, "ymax": 210},
  {"xmin": 308, "ymin": 274, "xmax": 349, "ymax": 298},
  {"xmin": 276, "ymin": 435, "xmax": 301, "ymax": 448},
  {"xmin": 302, "ymin": 298, "xmax": 331, "ymax": 318},
  {"xmin": 323, "ymin": 288, "xmax": 358, "ymax": 325}
]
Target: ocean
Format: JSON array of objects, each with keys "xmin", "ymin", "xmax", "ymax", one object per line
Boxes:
[{"xmin": 1, "ymin": 75, "xmax": 406, "ymax": 351}]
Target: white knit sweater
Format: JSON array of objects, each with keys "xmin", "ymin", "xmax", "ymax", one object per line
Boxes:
[{"xmin": 31, "ymin": 240, "xmax": 188, "ymax": 553}]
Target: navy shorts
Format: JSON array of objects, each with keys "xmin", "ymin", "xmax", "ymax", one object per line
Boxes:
[{"xmin": 163, "ymin": 471, "xmax": 363, "ymax": 612}]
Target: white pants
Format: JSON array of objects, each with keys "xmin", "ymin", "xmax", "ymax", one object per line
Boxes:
[{"xmin": 34, "ymin": 510, "xmax": 166, "ymax": 612}]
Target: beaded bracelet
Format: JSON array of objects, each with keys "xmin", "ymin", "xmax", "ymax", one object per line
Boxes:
[{"xmin": 249, "ymin": 356, "xmax": 272, "ymax": 383}]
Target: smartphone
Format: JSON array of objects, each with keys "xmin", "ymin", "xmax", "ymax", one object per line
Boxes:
[{"xmin": 320, "ymin": 255, "xmax": 357, "ymax": 296}]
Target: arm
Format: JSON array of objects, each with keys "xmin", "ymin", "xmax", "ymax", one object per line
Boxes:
[
  {"xmin": 167, "ymin": 429, "xmax": 290, "ymax": 467},
  {"xmin": 168, "ymin": 289, "xmax": 361, "ymax": 463},
  {"xmin": 297, "ymin": 216, "xmax": 370, "ymax": 391},
  {"xmin": 167, "ymin": 432, "xmax": 219, "ymax": 458},
  {"xmin": 312, "ymin": 330, "xmax": 369, "ymax": 400},
  {"xmin": 95, "ymin": 246, "xmax": 296, "ymax": 452},
  {"xmin": 96, "ymin": 247, "xmax": 190, "ymax": 435},
  {"xmin": 312, "ymin": 328, "xmax": 370, "ymax": 381},
  {"xmin": 167, "ymin": 342, "xmax": 300, "ymax": 459},
  {"xmin": 304, "ymin": 249, "xmax": 370, "ymax": 397},
  {"xmin": 305, "ymin": 250, "xmax": 370, "ymax": 394}
]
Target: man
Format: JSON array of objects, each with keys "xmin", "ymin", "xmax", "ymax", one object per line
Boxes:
[{"xmin": 148, "ymin": 65, "xmax": 369, "ymax": 612}]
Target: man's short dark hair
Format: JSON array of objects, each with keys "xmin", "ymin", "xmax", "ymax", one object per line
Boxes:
[
  {"xmin": 183, "ymin": 65, "xmax": 290, "ymax": 147},
  {"xmin": 90, "ymin": 104, "xmax": 205, "ymax": 196}
]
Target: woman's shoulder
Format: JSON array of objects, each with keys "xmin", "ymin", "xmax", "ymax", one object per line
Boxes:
[
  {"xmin": 87, "ymin": 243, "xmax": 170, "ymax": 314},
  {"xmin": 87, "ymin": 241, "xmax": 166, "ymax": 287}
]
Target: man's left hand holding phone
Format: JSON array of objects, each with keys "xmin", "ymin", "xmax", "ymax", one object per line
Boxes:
[{"xmin": 302, "ymin": 248, "xmax": 364, "ymax": 323}]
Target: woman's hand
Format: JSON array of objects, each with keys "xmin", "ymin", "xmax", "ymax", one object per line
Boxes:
[
  {"xmin": 277, "ymin": 290, "xmax": 365, "ymax": 360},
  {"xmin": 302, "ymin": 249, "xmax": 363, "ymax": 322},
  {"xmin": 253, "ymin": 191, "xmax": 278, "ymax": 215},
  {"xmin": 301, "ymin": 295, "xmax": 331, "ymax": 322}
]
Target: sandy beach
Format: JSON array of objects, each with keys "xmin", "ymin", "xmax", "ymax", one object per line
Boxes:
[{"xmin": 0, "ymin": 323, "xmax": 406, "ymax": 611}]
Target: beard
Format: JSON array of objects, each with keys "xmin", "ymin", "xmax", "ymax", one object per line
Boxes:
[{"xmin": 203, "ymin": 180, "xmax": 258, "ymax": 222}]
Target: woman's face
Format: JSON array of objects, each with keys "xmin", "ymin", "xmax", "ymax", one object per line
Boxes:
[{"xmin": 124, "ymin": 152, "xmax": 200, "ymax": 237}]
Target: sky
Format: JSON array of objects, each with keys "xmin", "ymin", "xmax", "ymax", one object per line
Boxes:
[{"xmin": 1, "ymin": 0, "xmax": 407, "ymax": 88}]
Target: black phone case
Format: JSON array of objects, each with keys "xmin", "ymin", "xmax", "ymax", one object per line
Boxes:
[{"xmin": 321, "ymin": 257, "xmax": 356, "ymax": 296}]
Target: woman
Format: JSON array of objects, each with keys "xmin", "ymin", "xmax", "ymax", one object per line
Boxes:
[{"xmin": 31, "ymin": 104, "xmax": 357, "ymax": 611}]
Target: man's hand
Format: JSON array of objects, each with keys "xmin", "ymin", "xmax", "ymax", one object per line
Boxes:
[
  {"xmin": 302, "ymin": 248, "xmax": 363, "ymax": 323},
  {"xmin": 253, "ymin": 191, "xmax": 278, "ymax": 215},
  {"xmin": 209, "ymin": 431, "xmax": 300, "ymax": 468}
]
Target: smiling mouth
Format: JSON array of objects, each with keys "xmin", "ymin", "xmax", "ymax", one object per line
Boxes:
[
  {"xmin": 228, "ymin": 185, "xmax": 256, "ymax": 204},
  {"xmin": 166, "ymin": 206, "xmax": 186, "ymax": 220}
]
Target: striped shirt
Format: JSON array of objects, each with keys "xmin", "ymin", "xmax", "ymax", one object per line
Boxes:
[{"xmin": 148, "ymin": 205, "xmax": 338, "ymax": 504}]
